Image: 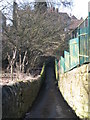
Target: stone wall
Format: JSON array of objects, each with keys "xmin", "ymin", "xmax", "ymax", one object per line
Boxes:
[
  {"xmin": 2, "ymin": 70, "xmax": 45, "ymax": 118},
  {"xmin": 58, "ymin": 63, "xmax": 90, "ymax": 119}
]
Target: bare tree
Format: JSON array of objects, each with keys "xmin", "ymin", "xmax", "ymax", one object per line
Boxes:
[
  {"xmin": 7, "ymin": 48, "xmax": 17, "ymax": 81},
  {"xmin": 1, "ymin": 0, "xmax": 72, "ymax": 78},
  {"xmin": 35, "ymin": 0, "xmax": 73, "ymax": 9}
]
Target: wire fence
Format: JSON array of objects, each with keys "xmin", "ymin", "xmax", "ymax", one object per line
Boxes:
[{"xmin": 55, "ymin": 12, "xmax": 90, "ymax": 75}]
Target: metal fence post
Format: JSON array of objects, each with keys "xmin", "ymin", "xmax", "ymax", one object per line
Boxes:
[{"xmin": 88, "ymin": 1, "xmax": 90, "ymax": 62}]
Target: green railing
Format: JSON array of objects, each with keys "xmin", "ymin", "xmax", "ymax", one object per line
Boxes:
[{"xmin": 58, "ymin": 12, "xmax": 90, "ymax": 74}]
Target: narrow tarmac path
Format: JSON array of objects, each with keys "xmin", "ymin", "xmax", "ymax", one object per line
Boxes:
[{"xmin": 24, "ymin": 62, "xmax": 80, "ymax": 119}]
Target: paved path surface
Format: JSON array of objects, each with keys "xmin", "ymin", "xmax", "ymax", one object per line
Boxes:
[{"xmin": 24, "ymin": 62, "xmax": 80, "ymax": 119}]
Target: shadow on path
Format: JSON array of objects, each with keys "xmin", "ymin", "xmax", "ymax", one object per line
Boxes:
[{"xmin": 24, "ymin": 60, "xmax": 80, "ymax": 119}]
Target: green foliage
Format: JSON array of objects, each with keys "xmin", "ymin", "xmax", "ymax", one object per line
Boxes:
[{"xmin": 40, "ymin": 63, "xmax": 45, "ymax": 76}]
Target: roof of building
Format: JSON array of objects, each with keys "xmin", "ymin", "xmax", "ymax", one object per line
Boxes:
[
  {"xmin": 68, "ymin": 19, "xmax": 83, "ymax": 30},
  {"xmin": 71, "ymin": 15, "xmax": 77, "ymax": 20}
]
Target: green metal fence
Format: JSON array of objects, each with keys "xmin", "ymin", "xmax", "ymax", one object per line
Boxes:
[
  {"xmin": 78, "ymin": 26, "xmax": 89, "ymax": 65},
  {"xmin": 64, "ymin": 51, "xmax": 70, "ymax": 72},
  {"xmin": 59, "ymin": 12, "xmax": 90, "ymax": 74},
  {"xmin": 60, "ymin": 56, "xmax": 65, "ymax": 74},
  {"xmin": 88, "ymin": 12, "xmax": 90, "ymax": 62},
  {"xmin": 69, "ymin": 38, "xmax": 79, "ymax": 69}
]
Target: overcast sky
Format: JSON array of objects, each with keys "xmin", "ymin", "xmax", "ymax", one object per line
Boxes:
[
  {"xmin": 1, "ymin": 0, "xmax": 90, "ymax": 19},
  {"xmin": 71, "ymin": 0, "xmax": 90, "ymax": 19},
  {"xmin": 57, "ymin": 0, "xmax": 90, "ymax": 19}
]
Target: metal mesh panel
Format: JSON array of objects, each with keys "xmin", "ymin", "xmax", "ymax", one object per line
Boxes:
[
  {"xmin": 69, "ymin": 38, "xmax": 79, "ymax": 69},
  {"xmin": 60, "ymin": 56, "xmax": 65, "ymax": 74},
  {"xmin": 64, "ymin": 51, "xmax": 70, "ymax": 72},
  {"xmin": 79, "ymin": 27, "xmax": 89, "ymax": 64},
  {"xmin": 79, "ymin": 27, "xmax": 88, "ymax": 34},
  {"xmin": 88, "ymin": 12, "xmax": 90, "ymax": 62}
]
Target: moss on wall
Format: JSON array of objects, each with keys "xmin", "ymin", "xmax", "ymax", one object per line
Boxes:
[
  {"xmin": 58, "ymin": 63, "xmax": 90, "ymax": 119},
  {"xmin": 2, "ymin": 69, "xmax": 45, "ymax": 118}
]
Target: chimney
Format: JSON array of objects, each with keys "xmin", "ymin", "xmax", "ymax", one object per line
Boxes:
[
  {"xmin": 56, "ymin": 8, "xmax": 58, "ymax": 13},
  {"xmin": 13, "ymin": 0, "xmax": 18, "ymax": 28}
]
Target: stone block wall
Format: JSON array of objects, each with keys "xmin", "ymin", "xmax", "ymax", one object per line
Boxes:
[
  {"xmin": 2, "ymin": 71, "xmax": 45, "ymax": 119},
  {"xmin": 58, "ymin": 63, "xmax": 90, "ymax": 119}
]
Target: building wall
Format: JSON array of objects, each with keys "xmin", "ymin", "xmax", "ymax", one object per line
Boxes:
[{"xmin": 58, "ymin": 63, "xmax": 90, "ymax": 119}]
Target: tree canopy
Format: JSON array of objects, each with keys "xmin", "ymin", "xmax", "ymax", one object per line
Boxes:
[{"xmin": 2, "ymin": 0, "xmax": 72, "ymax": 74}]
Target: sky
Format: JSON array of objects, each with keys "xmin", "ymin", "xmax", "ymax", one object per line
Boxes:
[
  {"xmin": 70, "ymin": 0, "xmax": 90, "ymax": 19},
  {"xmin": 58, "ymin": 0, "xmax": 90, "ymax": 19},
  {"xmin": 1, "ymin": 0, "xmax": 90, "ymax": 19}
]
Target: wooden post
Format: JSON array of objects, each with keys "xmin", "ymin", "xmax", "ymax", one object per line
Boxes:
[{"xmin": 88, "ymin": 2, "xmax": 90, "ymax": 62}]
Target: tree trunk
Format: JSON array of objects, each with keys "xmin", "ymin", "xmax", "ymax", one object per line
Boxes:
[
  {"xmin": 11, "ymin": 61, "xmax": 13, "ymax": 81},
  {"xmin": 21, "ymin": 51, "xmax": 27, "ymax": 73},
  {"xmin": 19, "ymin": 54, "xmax": 22, "ymax": 72}
]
